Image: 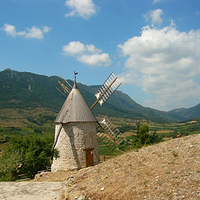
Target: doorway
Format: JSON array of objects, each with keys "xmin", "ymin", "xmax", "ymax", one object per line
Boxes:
[{"xmin": 84, "ymin": 148, "xmax": 94, "ymax": 167}]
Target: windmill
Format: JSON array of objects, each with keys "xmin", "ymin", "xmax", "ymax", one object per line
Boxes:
[
  {"xmin": 51, "ymin": 72, "xmax": 126, "ymax": 172},
  {"xmin": 56, "ymin": 72, "xmax": 126, "ymax": 147}
]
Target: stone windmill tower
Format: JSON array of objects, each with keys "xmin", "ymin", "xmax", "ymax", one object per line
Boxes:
[{"xmin": 51, "ymin": 72, "xmax": 125, "ymax": 172}]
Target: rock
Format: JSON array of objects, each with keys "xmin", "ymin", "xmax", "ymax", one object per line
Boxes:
[{"xmin": 75, "ymin": 194, "xmax": 89, "ymax": 200}]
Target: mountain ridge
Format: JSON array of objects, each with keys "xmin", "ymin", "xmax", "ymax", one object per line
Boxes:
[{"xmin": 0, "ymin": 68, "xmax": 199, "ymax": 122}]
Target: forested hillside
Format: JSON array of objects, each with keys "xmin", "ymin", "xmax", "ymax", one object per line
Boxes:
[
  {"xmin": 0, "ymin": 69, "xmax": 62, "ymax": 110},
  {"xmin": 0, "ymin": 68, "xmax": 199, "ymax": 122},
  {"xmin": 169, "ymin": 103, "xmax": 200, "ymax": 121}
]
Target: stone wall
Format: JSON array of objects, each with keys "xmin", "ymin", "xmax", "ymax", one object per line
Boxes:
[{"xmin": 51, "ymin": 122, "xmax": 100, "ymax": 172}]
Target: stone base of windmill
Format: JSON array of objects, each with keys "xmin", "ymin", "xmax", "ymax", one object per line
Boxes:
[
  {"xmin": 51, "ymin": 148, "xmax": 100, "ymax": 172},
  {"xmin": 51, "ymin": 123, "xmax": 100, "ymax": 172}
]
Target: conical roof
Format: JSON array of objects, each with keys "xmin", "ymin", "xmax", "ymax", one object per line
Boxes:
[{"xmin": 55, "ymin": 79, "xmax": 97, "ymax": 124}]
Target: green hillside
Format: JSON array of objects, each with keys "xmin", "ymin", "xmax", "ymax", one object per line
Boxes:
[
  {"xmin": 0, "ymin": 68, "xmax": 199, "ymax": 123},
  {"xmin": 169, "ymin": 104, "xmax": 200, "ymax": 121}
]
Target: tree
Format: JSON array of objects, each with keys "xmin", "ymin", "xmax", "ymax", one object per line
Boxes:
[
  {"xmin": 0, "ymin": 148, "xmax": 22, "ymax": 181},
  {"xmin": 137, "ymin": 124, "xmax": 150, "ymax": 145},
  {"xmin": 132, "ymin": 123, "xmax": 160, "ymax": 148},
  {"xmin": 136, "ymin": 120, "xmax": 141, "ymax": 134},
  {"xmin": 0, "ymin": 134, "xmax": 54, "ymax": 181}
]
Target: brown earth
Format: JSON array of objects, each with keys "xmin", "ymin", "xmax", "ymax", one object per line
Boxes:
[{"xmin": 33, "ymin": 134, "xmax": 200, "ymax": 200}]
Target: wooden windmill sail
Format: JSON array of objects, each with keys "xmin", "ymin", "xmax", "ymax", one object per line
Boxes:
[
  {"xmin": 56, "ymin": 72, "xmax": 126, "ymax": 151},
  {"xmin": 56, "ymin": 75, "xmax": 72, "ymax": 97}
]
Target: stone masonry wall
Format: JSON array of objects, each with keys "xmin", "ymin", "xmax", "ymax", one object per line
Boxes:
[{"xmin": 51, "ymin": 122, "xmax": 100, "ymax": 172}]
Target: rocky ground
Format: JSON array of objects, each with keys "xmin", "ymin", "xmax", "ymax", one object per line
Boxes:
[
  {"xmin": 0, "ymin": 182, "xmax": 66, "ymax": 200},
  {"xmin": 1, "ymin": 134, "xmax": 200, "ymax": 200},
  {"xmin": 34, "ymin": 134, "xmax": 200, "ymax": 200}
]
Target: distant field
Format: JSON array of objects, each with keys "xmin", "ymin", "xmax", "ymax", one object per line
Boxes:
[{"xmin": 1, "ymin": 107, "xmax": 200, "ymax": 158}]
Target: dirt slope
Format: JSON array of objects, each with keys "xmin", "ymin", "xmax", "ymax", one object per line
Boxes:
[{"xmin": 34, "ymin": 134, "xmax": 200, "ymax": 200}]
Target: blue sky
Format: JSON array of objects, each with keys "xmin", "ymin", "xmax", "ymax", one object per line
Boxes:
[{"xmin": 1, "ymin": 0, "xmax": 200, "ymax": 111}]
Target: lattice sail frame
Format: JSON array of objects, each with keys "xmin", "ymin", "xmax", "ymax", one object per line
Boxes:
[
  {"xmin": 56, "ymin": 76, "xmax": 72, "ymax": 97},
  {"xmin": 100, "ymin": 118, "xmax": 126, "ymax": 144},
  {"xmin": 90, "ymin": 72, "xmax": 122, "ymax": 110}
]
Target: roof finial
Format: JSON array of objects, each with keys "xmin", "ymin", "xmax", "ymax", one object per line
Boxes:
[
  {"xmin": 74, "ymin": 71, "xmax": 78, "ymax": 89},
  {"xmin": 74, "ymin": 71, "xmax": 78, "ymax": 78}
]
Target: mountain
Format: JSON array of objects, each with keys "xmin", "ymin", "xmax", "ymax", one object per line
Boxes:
[
  {"xmin": 0, "ymin": 68, "xmax": 198, "ymax": 122},
  {"xmin": 0, "ymin": 68, "xmax": 63, "ymax": 110},
  {"xmin": 168, "ymin": 104, "xmax": 200, "ymax": 121}
]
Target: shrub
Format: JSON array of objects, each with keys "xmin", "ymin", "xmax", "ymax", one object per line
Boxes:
[
  {"xmin": 0, "ymin": 134, "xmax": 54, "ymax": 181},
  {"xmin": 132, "ymin": 124, "xmax": 161, "ymax": 148}
]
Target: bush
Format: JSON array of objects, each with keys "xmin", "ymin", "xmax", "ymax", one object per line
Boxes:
[
  {"xmin": 117, "ymin": 124, "xmax": 136, "ymax": 133},
  {"xmin": 34, "ymin": 128, "xmax": 42, "ymax": 133},
  {"xmin": 132, "ymin": 124, "xmax": 161, "ymax": 148},
  {"xmin": 0, "ymin": 134, "xmax": 54, "ymax": 181}
]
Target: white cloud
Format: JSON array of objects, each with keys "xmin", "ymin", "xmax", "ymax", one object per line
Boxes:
[
  {"xmin": 42, "ymin": 26, "xmax": 51, "ymax": 33},
  {"xmin": 63, "ymin": 41, "xmax": 86, "ymax": 55},
  {"xmin": 63, "ymin": 41, "xmax": 111, "ymax": 67},
  {"xmin": 144, "ymin": 9, "xmax": 164, "ymax": 25},
  {"xmin": 1, "ymin": 24, "xmax": 50, "ymax": 39},
  {"xmin": 78, "ymin": 53, "xmax": 111, "ymax": 66},
  {"xmin": 86, "ymin": 44, "xmax": 102, "ymax": 54},
  {"xmin": 1, "ymin": 24, "xmax": 17, "ymax": 37},
  {"xmin": 25, "ymin": 26, "xmax": 44, "ymax": 39},
  {"xmin": 65, "ymin": 0, "xmax": 98, "ymax": 19},
  {"xmin": 118, "ymin": 25, "xmax": 200, "ymax": 110}
]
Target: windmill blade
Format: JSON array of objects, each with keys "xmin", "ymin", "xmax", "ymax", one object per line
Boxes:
[
  {"xmin": 96, "ymin": 118, "xmax": 126, "ymax": 151},
  {"xmin": 100, "ymin": 118, "xmax": 126, "ymax": 145},
  {"xmin": 96, "ymin": 122, "xmax": 118, "ymax": 151},
  {"xmin": 56, "ymin": 75, "xmax": 72, "ymax": 97},
  {"xmin": 97, "ymin": 121, "xmax": 119, "ymax": 145},
  {"xmin": 90, "ymin": 72, "xmax": 122, "ymax": 110}
]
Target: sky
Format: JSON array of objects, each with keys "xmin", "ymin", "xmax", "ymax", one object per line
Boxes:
[{"xmin": 1, "ymin": 0, "xmax": 200, "ymax": 111}]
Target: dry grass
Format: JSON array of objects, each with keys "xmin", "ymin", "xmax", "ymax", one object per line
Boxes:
[
  {"xmin": 0, "ymin": 108, "xmax": 56, "ymax": 127},
  {"xmin": 157, "ymin": 130, "xmax": 171, "ymax": 134},
  {"xmin": 34, "ymin": 134, "xmax": 200, "ymax": 200}
]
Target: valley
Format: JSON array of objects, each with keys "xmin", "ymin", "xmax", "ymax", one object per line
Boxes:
[{"xmin": 1, "ymin": 68, "xmax": 200, "ymax": 182}]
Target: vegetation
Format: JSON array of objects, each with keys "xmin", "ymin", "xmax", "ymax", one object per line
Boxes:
[
  {"xmin": 132, "ymin": 123, "xmax": 161, "ymax": 148},
  {"xmin": 0, "ymin": 69, "xmax": 200, "ymax": 181},
  {"xmin": 1, "ymin": 118, "xmax": 200, "ymax": 181},
  {"xmin": 117, "ymin": 124, "xmax": 136, "ymax": 133},
  {"xmin": 117, "ymin": 123, "xmax": 161, "ymax": 151},
  {"xmin": 0, "ymin": 134, "xmax": 54, "ymax": 181},
  {"xmin": 1, "ymin": 68, "xmax": 194, "ymax": 122}
]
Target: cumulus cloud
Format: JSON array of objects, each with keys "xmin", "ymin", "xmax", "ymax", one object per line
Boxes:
[
  {"xmin": 1, "ymin": 24, "xmax": 50, "ymax": 39},
  {"xmin": 63, "ymin": 41, "xmax": 87, "ymax": 55},
  {"xmin": 65, "ymin": 0, "xmax": 98, "ymax": 19},
  {"xmin": 42, "ymin": 26, "xmax": 51, "ymax": 33},
  {"xmin": 118, "ymin": 25, "xmax": 200, "ymax": 110},
  {"xmin": 86, "ymin": 44, "xmax": 102, "ymax": 54},
  {"xmin": 78, "ymin": 53, "xmax": 111, "ymax": 66},
  {"xmin": 144, "ymin": 9, "xmax": 164, "ymax": 25},
  {"xmin": 63, "ymin": 41, "xmax": 111, "ymax": 67}
]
